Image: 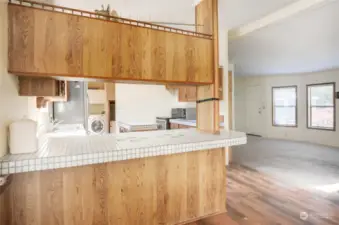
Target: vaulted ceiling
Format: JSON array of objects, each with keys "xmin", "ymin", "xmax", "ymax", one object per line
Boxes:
[
  {"xmin": 229, "ymin": 0, "xmax": 339, "ymax": 76},
  {"xmin": 219, "ymin": 0, "xmax": 297, "ymax": 29}
]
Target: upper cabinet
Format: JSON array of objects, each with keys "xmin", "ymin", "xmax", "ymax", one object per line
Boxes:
[
  {"xmin": 177, "ymin": 66, "xmax": 224, "ymax": 102},
  {"xmin": 178, "ymin": 86, "xmax": 197, "ymax": 102},
  {"xmin": 88, "ymin": 82, "xmax": 105, "ymax": 90},
  {"xmin": 19, "ymin": 76, "xmax": 68, "ymax": 100},
  {"xmin": 8, "ymin": 2, "xmax": 214, "ymax": 85}
]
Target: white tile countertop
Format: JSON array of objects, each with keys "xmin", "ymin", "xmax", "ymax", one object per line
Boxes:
[
  {"xmin": 0, "ymin": 129, "xmax": 247, "ymax": 176},
  {"xmin": 170, "ymin": 119, "xmax": 225, "ymax": 127}
]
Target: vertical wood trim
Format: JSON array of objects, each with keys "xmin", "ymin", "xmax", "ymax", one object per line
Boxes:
[
  {"xmin": 196, "ymin": 0, "xmax": 220, "ymax": 134},
  {"xmin": 212, "ymin": 0, "xmax": 220, "ymax": 133}
]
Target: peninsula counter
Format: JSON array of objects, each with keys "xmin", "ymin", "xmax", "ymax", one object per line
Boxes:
[{"xmin": 0, "ymin": 129, "xmax": 246, "ymax": 225}]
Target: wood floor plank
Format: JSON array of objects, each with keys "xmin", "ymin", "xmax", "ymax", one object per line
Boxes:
[
  {"xmin": 228, "ymin": 172, "xmax": 332, "ymax": 224},
  {"xmin": 226, "ymin": 164, "xmax": 339, "ymax": 225}
]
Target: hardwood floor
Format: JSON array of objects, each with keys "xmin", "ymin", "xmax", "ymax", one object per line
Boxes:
[
  {"xmin": 226, "ymin": 164, "xmax": 339, "ymax": 225},
  {"xmin": 186, "ymin": 163, "xmax": 339, "ymax": 225},
  {"xmin": 232, "ymin": 136, "xmax": 339, "ymax": 190}
]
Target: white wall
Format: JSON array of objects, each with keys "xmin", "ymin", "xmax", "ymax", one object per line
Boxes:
[
  {"xmin": 235, "ymin": 69, "xmax": 339, "ymax": 147},
  {"xmin": 55, "ymin": 0, "xmax": 196, "ymax": 27},
  {"xmin": 115, "ymin": 84, "xmax": 194, "ymax": 124},
  {"xmin": 0, "ymin": 1, "xmax": 40, "ymax": 157}
]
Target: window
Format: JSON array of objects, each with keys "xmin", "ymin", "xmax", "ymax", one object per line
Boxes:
[
  {"xmin": 307, "ymin": 83, "xmax": 335, "ymax": 130},
  {"xmin": 272, "ymin": 86, "xmax": 297, "ymax": 127}
]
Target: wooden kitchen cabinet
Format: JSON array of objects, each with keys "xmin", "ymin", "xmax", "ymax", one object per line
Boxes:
[
  {"xmin": 177, "ymin": 66, "xmax": 222, "ymax": 102},
  {"xmin": 178, "ymin": 87, "xmax": 187, "ymax": 102},
  {"xmin": 178, "ymin": 86, "xmax": 197, "ymax": 102},
  {"xmin": 88, "ymin": 82, "xmax": 105, "ymax": 90},
  {"xmin": 19, "ymin": 76, "xmax": 68, "ymax": 100},
  {"xmin": 8, "ymin": 4, "xmax": 213, "ymax": 85},
  {"xmin": 186, "ymin": 87, "xmax": 197, "ymax": 102}
]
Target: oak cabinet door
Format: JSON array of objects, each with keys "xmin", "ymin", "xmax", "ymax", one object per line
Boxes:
[
  {"xmin": 178, "ymin": 87, "xmax": 187, "ymax": 102},
  {"xmin": 19, "ymin": 77, "xmax": 59, "ymax": 97},
  {"xmin": 186, "ymin": 87, "xmax": 197, "ymax": 102},
  {"xmin": 178, "ymin": 87, "xmax": 196, "ymax": 102}
]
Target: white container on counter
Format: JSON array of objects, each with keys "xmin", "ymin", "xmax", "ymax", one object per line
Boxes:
[{"xmin": 9, "ymin": 118, "xmax": 38, "ymax": 154}]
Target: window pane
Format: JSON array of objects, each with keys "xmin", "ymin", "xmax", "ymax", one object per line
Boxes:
[
  {"xmin": 309, "ymin": 85, "xmax": 334, "ymax": 106},
  {"xmin": 307, "ymin": 83, "xmax": 335, "ymax": 130},
  {"xmin": 274, "ymin": 107, "xmax": 296, "ymax": 126},
  {"xmin": 273, "ymin": 87, "xmax": 296, "ymax": 106},
  {"xmin": 310, "ymin": 107, "xmax": 334, "ymax": 129}
]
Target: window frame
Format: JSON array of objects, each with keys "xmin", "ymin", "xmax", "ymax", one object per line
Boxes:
[
  {"xmin": 272, "ymin": 85, "xmax": 298, "ymax": 128},
  {"xmin": 306, "ymin": 82, "xmax": 336, "ymax": 131}
]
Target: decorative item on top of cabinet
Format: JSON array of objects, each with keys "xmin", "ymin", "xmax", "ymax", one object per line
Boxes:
[{"xmin": 94, "ymin": 4, "xmax": 120, "ymax": 21}]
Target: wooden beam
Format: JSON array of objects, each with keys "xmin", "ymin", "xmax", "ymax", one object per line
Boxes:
[
  {"xmin": 196, "ymin": 0, "xmax": 220, "ymax": 133},
  {"xmin": 229, "ymin": 0, "xmax": 332, "ymax": 40}
]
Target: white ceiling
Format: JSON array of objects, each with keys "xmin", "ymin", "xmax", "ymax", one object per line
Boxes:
[
  {"xmin": 54, "ymin": 0, "xmax": 297, "ymax": 29},
  {"xmin": 219, "ymin": 0, "xmax": 297, "ymax": 29},
  {"xmin": 229, "ymin": 0, "xmax": 339, "ymax": 76}
]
